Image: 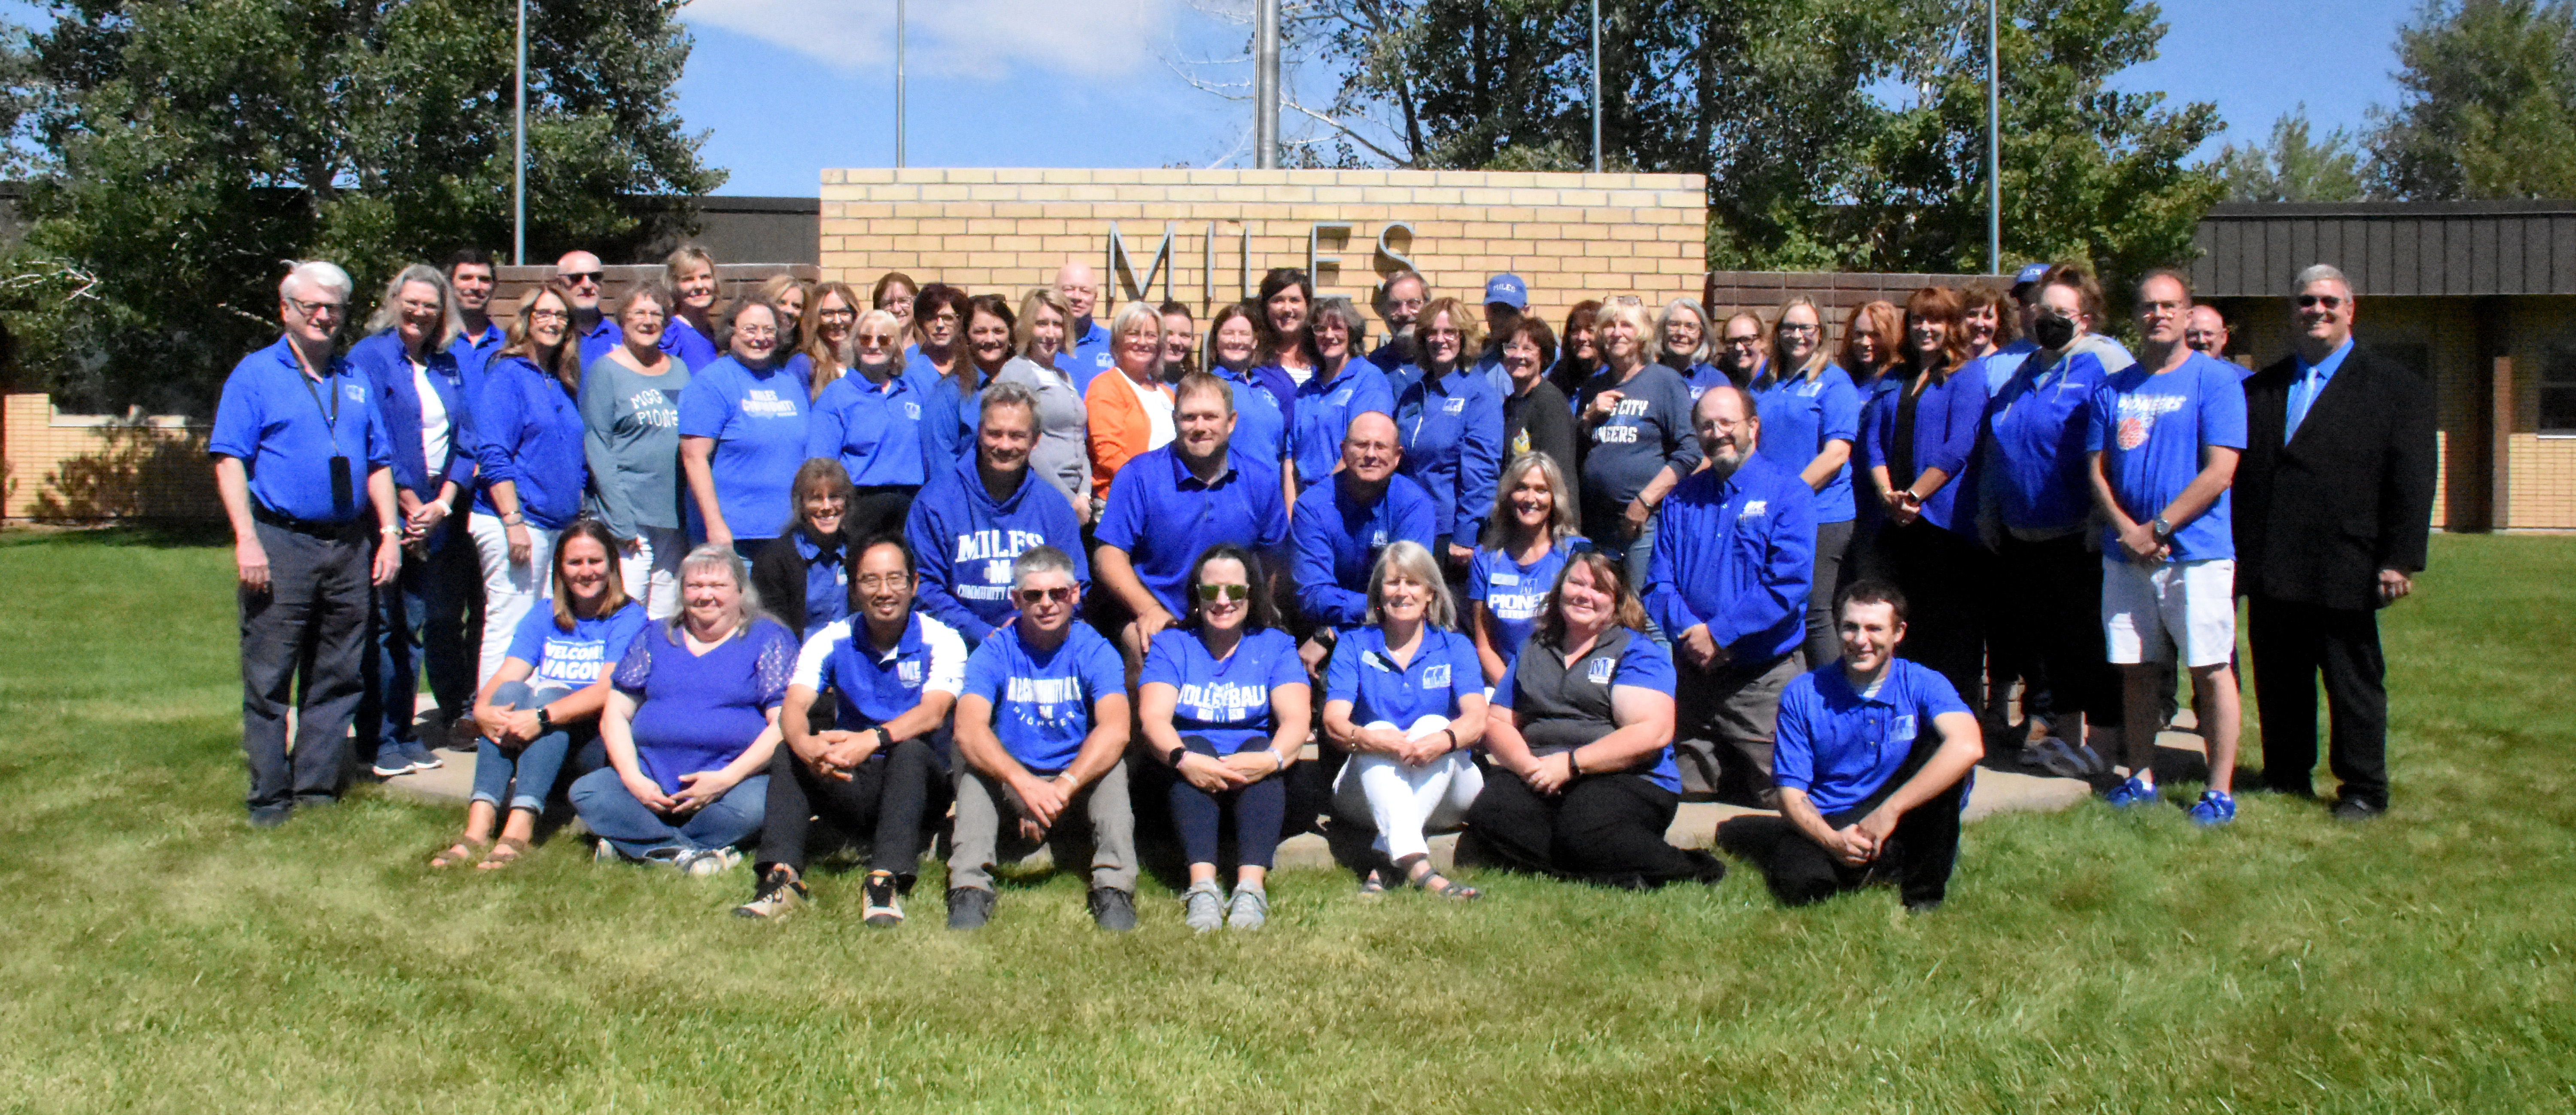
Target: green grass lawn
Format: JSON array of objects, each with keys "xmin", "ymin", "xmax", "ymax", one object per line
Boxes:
[{"xmin": 0, "ymin": 527, "xmax": 2570, "ymax": 1112}]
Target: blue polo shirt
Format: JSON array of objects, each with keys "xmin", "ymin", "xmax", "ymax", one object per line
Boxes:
[
  {"xmin": 576, "ymin": 317, "xmax": 620, "ymax": 367},
  {"xmin": 792, "ymin": 531, "xmax": 849, "ymax": 641},
  {"xmin": 1290, "ymin": 472, "xmax": 1438, "ymax": 629},
  {"xmin": 1096, "ymin": 446, "xmax": 1291, "ymax": 618},
  {"xmin": 448, "ymin": 320, "xmax": 507, "ymax": 410},
  {"xmin": 208, "ymin": 337, "xmax": 393, "ymax": 524},
  {"xmin": 1139, "ymin": 626, "xmax": 1307, "ymax": 754},
  {"xmin": 1984, "ymin": 350, "xmax": 2114, "ymax": 532},
  {"xmin": 1493, "ymin": 629, "xmax": 1680, "ymax": 792},
  {"xmin": 906, "ymin": 459, "xmax": 1090, "ymax": 644},
  {"xmin": 679, "ymin": 356, "xmax": 810, "ymax": 542},
  {"xmin": 1773, "ymin": 658, "xmax": 1971, "ymax": 815},
  {"xmin": 1664, "ymin": 358, "xmax": 1730, "ymax": 399},
  {"xmin": 960, "ymin": 621, "xmax": 1127, "ymax": 772},
  {"xmin": 1466, "ymin": 538, "xmax": 1584, "ymax": 672},
  {"xmin": 1643, "ymin": 454, "xmax": 1815, "ymax": 664},
  {"xmin": 2084, "ymin": 352, "xmax": 2248, "ymax": 562},
  {"xmin": 1978, "ymin": 338, "xmax": 2038, "ymax": 394},
  {"xmin": 1288, "ymin": 359, "xmax": 1397, "ymax": 488},
  {"xmin": 660, "ymin": 316, "xmax": 720, "ymax": 375},
  {"xmin": 1750, "ymin": 365, "xmax": 1862, "ymax": 524},
  {"xmin": 470, "ymin": 355, "xmax": 587, "ymax": 529},
  {"xmin": 1394, "ymin": 364, "xmax": 1504, "ymax": 545},
  {"xmin": 793, "ymin": 612, "xmax": 969, "ymax": 729},
  {"xmin": 1324, "ymin": 625, "xmax": 1483, "ymax": 729},
  {"xmin": 504, "ymin": 599, "xmax": 650, "ymax": 692},
  {"xmin": 1067, "ymin": 317, "xmax": 1115, "ymax": 394},
  {"xmin": 807, "ymin": 368, "xmax": 944, "ymax": 489},
  {"xmin": 1216, "ymin": 364, "xmax": 1291, "ymax": 467}
]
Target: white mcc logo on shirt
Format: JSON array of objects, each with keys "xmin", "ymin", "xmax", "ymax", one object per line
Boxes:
[
  {"xmin": 1586, "ymin": 658, "xmax": 1614, "ymax": 683},
  {"xmin": 1422, "ymin": 663, "xmax": 1451, "ymax": 688}
]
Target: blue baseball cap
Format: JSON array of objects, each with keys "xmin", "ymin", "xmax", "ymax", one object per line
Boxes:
[
  {"xmin": 2013, "ymin": 262, "xmax": 2051, "ymax": 287},
  {"xmin": 1482, "ymin": 273, "xmax": 1528, "ymax": 309}
]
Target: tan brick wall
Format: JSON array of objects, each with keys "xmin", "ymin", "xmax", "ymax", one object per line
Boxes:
[
  {"xmin": 3, "ymin": 393, "xmax": 217, "ymax": 521},
  {"xmin": 815, "ymin": 168, "xmax": 1707, "ymax": 331},
  {"xmin": 2508, "ymin": 434, "xmax": 2576, "ymax": 528}
]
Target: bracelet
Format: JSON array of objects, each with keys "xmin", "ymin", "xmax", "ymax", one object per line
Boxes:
[
  {"xmin": 1440, "ymin": 726, "xmax": 1459, "ymax": 752},
  {"xmin": 500, "ymin": 512, "xmax": 524, "ymax": 526},
  {"xmin": 1566, "ymin": 749, "xmax": 1582, "ymax": 776},
  {"xmin": 380, "ymin": 524, "xmax": 402, "ymax": 535},
  {"xmin": 1270, "ymin": 749, "xmax": 1288, "ymax": 773}
]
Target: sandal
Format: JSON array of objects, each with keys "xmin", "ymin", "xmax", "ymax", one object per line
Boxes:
[
  {"xmin": 475, "ymin": 837, "xmax": 529, "ymax": 871},
  {"xmin": 1406, "ymin": 861, "xmax": 1479, "ymax": 901},
  {"xmin": 428, "ymin": 836, "xmax": 490, "ymax": 869},
  {"xmin": 1357, "ymin": 870, "xmax": 1388, "ymax": 899}
]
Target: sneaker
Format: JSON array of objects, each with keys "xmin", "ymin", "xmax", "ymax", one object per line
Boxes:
[
  {"xmin": 946, "ymin": 886, "xmax": 995, "ymax": 931},
  {"xmin": 2331, "ymin": 796, "xmax": 2385, "ymax": 823},
  {"xmin": 1088, "ymin": 887, "xmax": 1138, "ymax": 932},
  {"xmin": 370, "ymin": 750, "xmax": 419, "ymax": 777},
  {"xmin": 861, "ymin": 871, "xmax": 905, "ymax": 928},
  {"xmin": 2032, "ymin": 738, "xmax": 2104, "ymax": 779},
  {"xmin": 592, "ymin": 838, "xmax": 622, "ymax": 865},
  {"xmin": 402, "ymin": 742, "xmax": 444, "ymax": 771},
  {"xmin": 2187, "ymin": 789, "xmax": 2237, "ymax": 827},
  {"xmin": 680, "ymin": 847, "xmax": 744, "ymax": 877},
  {"xmin": 2103, "ymin": 774, "xmax": 2160, "ymax": 809},
  {"xmin": 247, "ymin": 804, "xmax": 292, "ymax": 829},
  {"xmin": 1182, "ymin": 880, "xmax": 1225, "ymax": 933},
  {"xmin": 1226, "ymin": 883, "xmax": 1269, "ymax": 931},
  {"xmin": 733, "ymin": 868, "xmax": 809, "ymax": 920}
]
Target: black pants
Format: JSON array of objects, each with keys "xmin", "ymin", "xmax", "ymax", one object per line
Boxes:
[
  {"xmin": 1165, "ymin": 736, "xmax": 1291, "ymax": 869},
  {"xmin": 1997, "ymin": 532, "xmax": 2114, "ymax": 725},
  {"xmin": 1885, "ymin": 519, "xmax": 1986, "ymax": 710},
  {"xmin": 1714, "ymin": 725, "xmax": 1965, "ymax": 907},
  {"xmin": 2248, "ymin": 594, "xmax": 2388, "ymax": 807},
  {"xmin": 1463, "ymin": 769, "xmax": 1725, "ymax": 889},
  {"xmin": 240, "ymin": 521, "xmax": 372, "ymax": 812},
  {"xmin": 757, "ymin": 735, "xmax": 949, "ymax": 880}
]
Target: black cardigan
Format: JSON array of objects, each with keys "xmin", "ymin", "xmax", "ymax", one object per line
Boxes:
[{"xmin": 750, "ymin": 522, "xmax": 858, "ymax": 635}]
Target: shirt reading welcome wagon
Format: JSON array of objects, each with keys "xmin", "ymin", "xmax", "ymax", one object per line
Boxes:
[{"xmin": 959, "ymin": 621, "xmax": 1127, "ymax": 773}]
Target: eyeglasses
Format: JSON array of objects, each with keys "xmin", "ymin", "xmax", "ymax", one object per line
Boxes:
[
  {"xmin": 817, "ymin": 308, "xmax": 857, "ymax": 322},
  {"xmin": 286, "ymin": 296, "xmax": 345, "ymax": 319},
  {"xmin": 1723, "ymin": 335, "xmax": 1763, "ymax": 347},
  {"xmin": 854, "ymin": 573, "xmax": 908, "ymax": 591},
  {"xmin": 1776, "ymin": 323, "xmax": 1819, "ymax": 335},
  {"xmin": 1195, "ymin": 582, "xmax": 1250, "ymax": 602},
  {"xmin": 735, "ymin": 326, "xmax": 778, "ymax": 340},
  {"xmin": 1017, "ymin": 585, "xmax": 1076, "ymax": 605},
  {"xmin": 561, "ymin": 271, "xmax": 604, "ymax": 286},
  {"xmin": 2297, "ymin": 295, "xmax": 2345, "ymax": 309},
  {"xmin": 398, "ymin": 299, "xmax": 442, "ymax": 315},
  {"xmin": 526, "ymin": 308, "xmax": 568, "ymax": 323}
]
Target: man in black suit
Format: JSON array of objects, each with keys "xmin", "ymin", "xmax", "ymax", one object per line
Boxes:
[{"xmin": 2233, "ymin": 264, "xmax": 2437, "ymax": 821}]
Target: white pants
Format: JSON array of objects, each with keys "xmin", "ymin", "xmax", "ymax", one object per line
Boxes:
[
  {"xmin": 2103, "ymin": 557, "xmax": 2237, "ymax": 668},
  {"xmin": 469, "ymin": 512, "xmax": 558, "ymax": 688},
  {"xmin": 1333, "ymin": 716, "xmax": 1484, "ymax": 861},
  {"xmin": 620, "ymin": 524, "xmax": 687, "ymax": 620}
]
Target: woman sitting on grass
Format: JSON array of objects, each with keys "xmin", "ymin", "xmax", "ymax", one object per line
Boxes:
[
  {"xmin": 1138, "ymin": 544, "xmax": 1312, "ymax": 932},
  {"xmin": 570, "ymin": 545, "xmax": 794, "ymax": 876},
  {"xmin": 433, "ymin": 519, "xmax": 648, "ymax": 869},
  {"xmin": 1322, "ymin": 541, "xmax": 1488, "ymax": 900},
  {"xmin": 1463, "ymin": 549, "xmax": 1728, "ymax": 889}
]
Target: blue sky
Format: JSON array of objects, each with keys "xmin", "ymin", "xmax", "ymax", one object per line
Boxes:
[{"xmin": 679, "ymin": 0, "xmax": 2424, "ymax": 197}]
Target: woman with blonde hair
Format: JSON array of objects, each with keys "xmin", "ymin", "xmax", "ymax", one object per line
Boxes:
[
  {"xmin": 1395, "ymin": 296, "xmax": 1504, "ymax": 571},
  {"xmin": 661, "ymin": 246, "xmax": 722, "ymax": 372},
  {"xmin": 992, "ymin": 287, "xmax": 1093, "ymax": 518},
  {"xmin": 1322, "ymin": 540, "xmax": 1488, "ymax": 899},
  {"xmin": 580, "ymin": 285, "xmax": 690, "ymax": 618},
  {"xmin": 1467, "ymin": 451, "xmax": 1586, "ymax": 686},
  {"xmin": 1573, "ymin": 298, "xmax": 1700, "ymax": 585},
  {"xmin": 752, "ymin": 273, "xmax": 807, "ymax": 350},
  {"xmin": 794, "ymin": 280, "xmax": 865, "ymax": 402},
  {"xmin": 1083, "ymin": 301, "xmax": 1178, "ymax": 500},
  {"xmin": 1750, "ymin": 295, "xmax": 1862, "ymax": 666},
  {"xmin": 806, "ymin": 308, "xmax": 944, "ymax": 539}
]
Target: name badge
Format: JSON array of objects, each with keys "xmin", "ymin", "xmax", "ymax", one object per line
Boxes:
[{"xmin": 1490, "ymin": 572, "xmax": 1519, "ymax": 586}]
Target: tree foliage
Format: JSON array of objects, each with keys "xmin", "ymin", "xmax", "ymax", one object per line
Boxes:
[
  {"xmin": 2214, "ymin": 107, "xmax": 2365, "ymax": 203},
  {"xmin": 1281, "ymin": 0, "xmax": 2220, "ymax": 282},
  {"xmin": 3, "ymin": 0, "xmax": 723, "ymax": 412},
  {"xmin": 2369, "ymin": 0, "xmax": 2576, "ymax": 199}
]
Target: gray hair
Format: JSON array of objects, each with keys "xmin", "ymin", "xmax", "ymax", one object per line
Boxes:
[
  {"xmin": 671, "ymin": 543, "xmax": 770, "ymax": 640},
  {"xmin": 280, "ymin": 260, "xmax": 352, "ymax": 303},
  {"xmin": 1365, "ymin": 540, "xmax": 1458, "ymax": 630},
  {"xmin": 978, "ymin": 380, "xmax": 1041, "ymax": 428},
  {"xmin": 1312, "ymin": 296, "xmax": 1370, "ymax": 348},
  {"xmin": 1657, "ymin": 297, "xmax": 1714, "ymax": 365},
  {"xmin": 2292, "ymin": 264, "xmax": 2351, "ymax": 298},
  {"xmin": 364, "ymin": 263, "xmax": 464, "ymax": 350},
  {"xmin": 1011, "ymin": 544, "xmax": 1078, "ymax": 588}
]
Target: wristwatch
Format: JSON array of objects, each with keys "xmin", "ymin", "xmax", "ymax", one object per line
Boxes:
[
  {"xmin": 1163, "ymin": 743, "xmax": 1189, "ymax": 768},
  {"xmin": 534, "ymin": 706, "xmax": 553, "ymax": 734},
  {"xmin": 2150, "ymin": 516, "xmax": 2173, "ymax": 539}
]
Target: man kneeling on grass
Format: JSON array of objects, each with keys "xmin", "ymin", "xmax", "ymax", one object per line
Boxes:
[
  {"xmin": 945, "ymin": 545, "xmax": 1139, "ymax": 932},
  {"xmin": 1715, "ymin": 582, "xmax": 1982, "ymax": 911}
]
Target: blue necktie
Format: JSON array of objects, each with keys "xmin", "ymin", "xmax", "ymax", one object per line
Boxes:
[{"xmin": 2285, "ymin": 367, "xmax": 2324, "ymax": 444}]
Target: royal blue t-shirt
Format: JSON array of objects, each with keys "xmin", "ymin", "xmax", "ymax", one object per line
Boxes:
[
  {"xmin": 506, "ymin": 600, "xmax": 651, "ymax": 692},
  {"xmin": 1493, "ymin": 629, "xmax": 1681, "ymax": 792},
  {"xmin": 960, "ymin": 622, "xmax": 1128, "ymax": 772},
  {"xmin": 207, "ymin": 338, "xmax": 393, "ymax": 524},
  {"xmin": 613, "ymin": 620, "xmax": 796, "ymax": 795},
  {"xmin": 1139, "ymin": 627, "xmax": 1308, "ymax": 753},
  {"xmin": 1773, "ymin": 658, "xmax": 1971, "ymax": 815},
  {"xmin": 1466, "ymin": 539, "xmax": 1583, "ymax": 673},
  {"xmin": 1750, "ymin": 366, "xmax": 1862, "ymax": 524},
  {"xmin": 807, "ymin": 367, "xmax": 942, "ymax": 488},
  {"xmin": 1324, "ymin": 626, "xmax": 1484, "ymax": 729},
  {"xmin": 679, "ymin": 356, "xmax": 810, "ymax": 542},
  {"xmin": 2084, "ymin": 352, "xmax": 2248, "ymax": 562},
  {"xmin": 1095, "ymin": 447, "xmax": 1291, "ymax": 618}
]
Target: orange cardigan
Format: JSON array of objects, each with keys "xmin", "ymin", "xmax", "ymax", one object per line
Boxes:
[{"xmin": 1085, "ymin": 369, "xmax": 1175, "ymax": 500}]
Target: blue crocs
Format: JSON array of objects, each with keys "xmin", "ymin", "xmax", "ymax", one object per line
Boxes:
[
  {"xmin": 2187, "ymin": 789, "xmax": 2238, "ymax": 827},
  {"xmin": 2103, "ymin": 774, "xmax": 2160, "ymax": 808}
]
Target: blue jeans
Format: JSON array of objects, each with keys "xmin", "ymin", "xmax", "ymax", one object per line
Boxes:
[
  {"xmin": 469, "ymin": 681, "xmax": 579, "ymax": 813},
  {"xmin": 360, "ymin": 527, "xmax": 477, "ymax": 750},
  {"xmin": 570, "ymin": 767, "xmax": 770, "ymax": 859}
]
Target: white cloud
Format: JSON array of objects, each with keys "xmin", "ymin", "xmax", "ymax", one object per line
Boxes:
[{"xmin": 683, "ymin": 0, "xmax": 1176, "ymax": 81}]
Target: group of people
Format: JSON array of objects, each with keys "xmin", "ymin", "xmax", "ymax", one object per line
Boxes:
[{"xmin": 210, "ymin": 243, "xmax": 2433, "ymax": 929}]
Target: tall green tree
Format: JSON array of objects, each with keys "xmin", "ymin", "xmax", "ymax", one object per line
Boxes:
[
  {"xmin": 2370, "ymin": 0, "xmax": 2576, "ymax": 199},
  {"xmin": 6, "ymin": 0, "xmax": 723, "ymax": 412},
  {"xmin": 2213, "ymin": 106, "xmax": 2366, "ymax": 202}
]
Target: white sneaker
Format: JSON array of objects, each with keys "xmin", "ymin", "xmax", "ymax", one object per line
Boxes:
[
  {"xmin": 680, "ymin": 847, "xmax": 744, "ymax": 877},
  {"xmin": 2032, "ymin": 738, "xmax": 2105, "ymax": 779}
]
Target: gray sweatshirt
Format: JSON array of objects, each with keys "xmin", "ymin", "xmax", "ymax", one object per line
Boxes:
[{"xmin": 578, "ymin": 355, "xmax": 691, "ymax": 538}]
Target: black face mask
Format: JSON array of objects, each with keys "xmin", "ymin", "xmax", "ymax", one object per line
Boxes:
[{"xmin": 2032, "ymin": 313, "xmax": 2078, "ymax": 350}]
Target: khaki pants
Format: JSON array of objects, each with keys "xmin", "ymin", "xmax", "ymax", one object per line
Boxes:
[{"xmin": 947, "ymin": 760, "xmax": 1137, "ymax": 893}]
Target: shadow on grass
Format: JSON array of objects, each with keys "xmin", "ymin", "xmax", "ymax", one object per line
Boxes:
[{"xmin": 0, "ymin": 521, "xmax": 230, "ymax": 548}]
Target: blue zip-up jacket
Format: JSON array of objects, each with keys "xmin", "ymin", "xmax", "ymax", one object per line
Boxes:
[
  {"xmin": 1645, "ymin": 453, "xmax": 1815, "ymax": 664},
  {"xmin": 471, "ymin": 354, "xmax": 587, "ymax": 530},
  {"xmin": 1394, "ymin": 363, "xmax": 1504, "ymax": 546},
  {"xmin": 1287, "ymin": 359, "xmax": 1397, "ymax": 489},
  {"xmin": 1289, "ymin": 471, "xmax": 1437, "ymax": 629},
  {"xmin": 1984, "ymin": 347, "xmax": 2114, "ymax": 532},
  {"xmin": 904, "ymin": 457, "xmax": 1090, "ymax": 644},
  {"xmin": 1859, "ymin": 367, "xmax": 1988, "ymax": 535},
  {"xmin": 349, "ymin": 329, "xmax": 474, "ymax": 503}
]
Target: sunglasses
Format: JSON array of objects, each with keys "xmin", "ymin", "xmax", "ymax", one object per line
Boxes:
[
  {"xmin": 1195, "ymin": 582, "xmax": 1250, "ymax": 602},
  {"xmin": 2298, "ymin": 295, "xmax": 2345, "ymax": 309},
  {"xmin": 1016, "ymin": 585, "xmax": 1076, "ymax": 605},
  {"xmin": 561, "ymin": 271, "xmax": 604, "ymax": 286}
]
